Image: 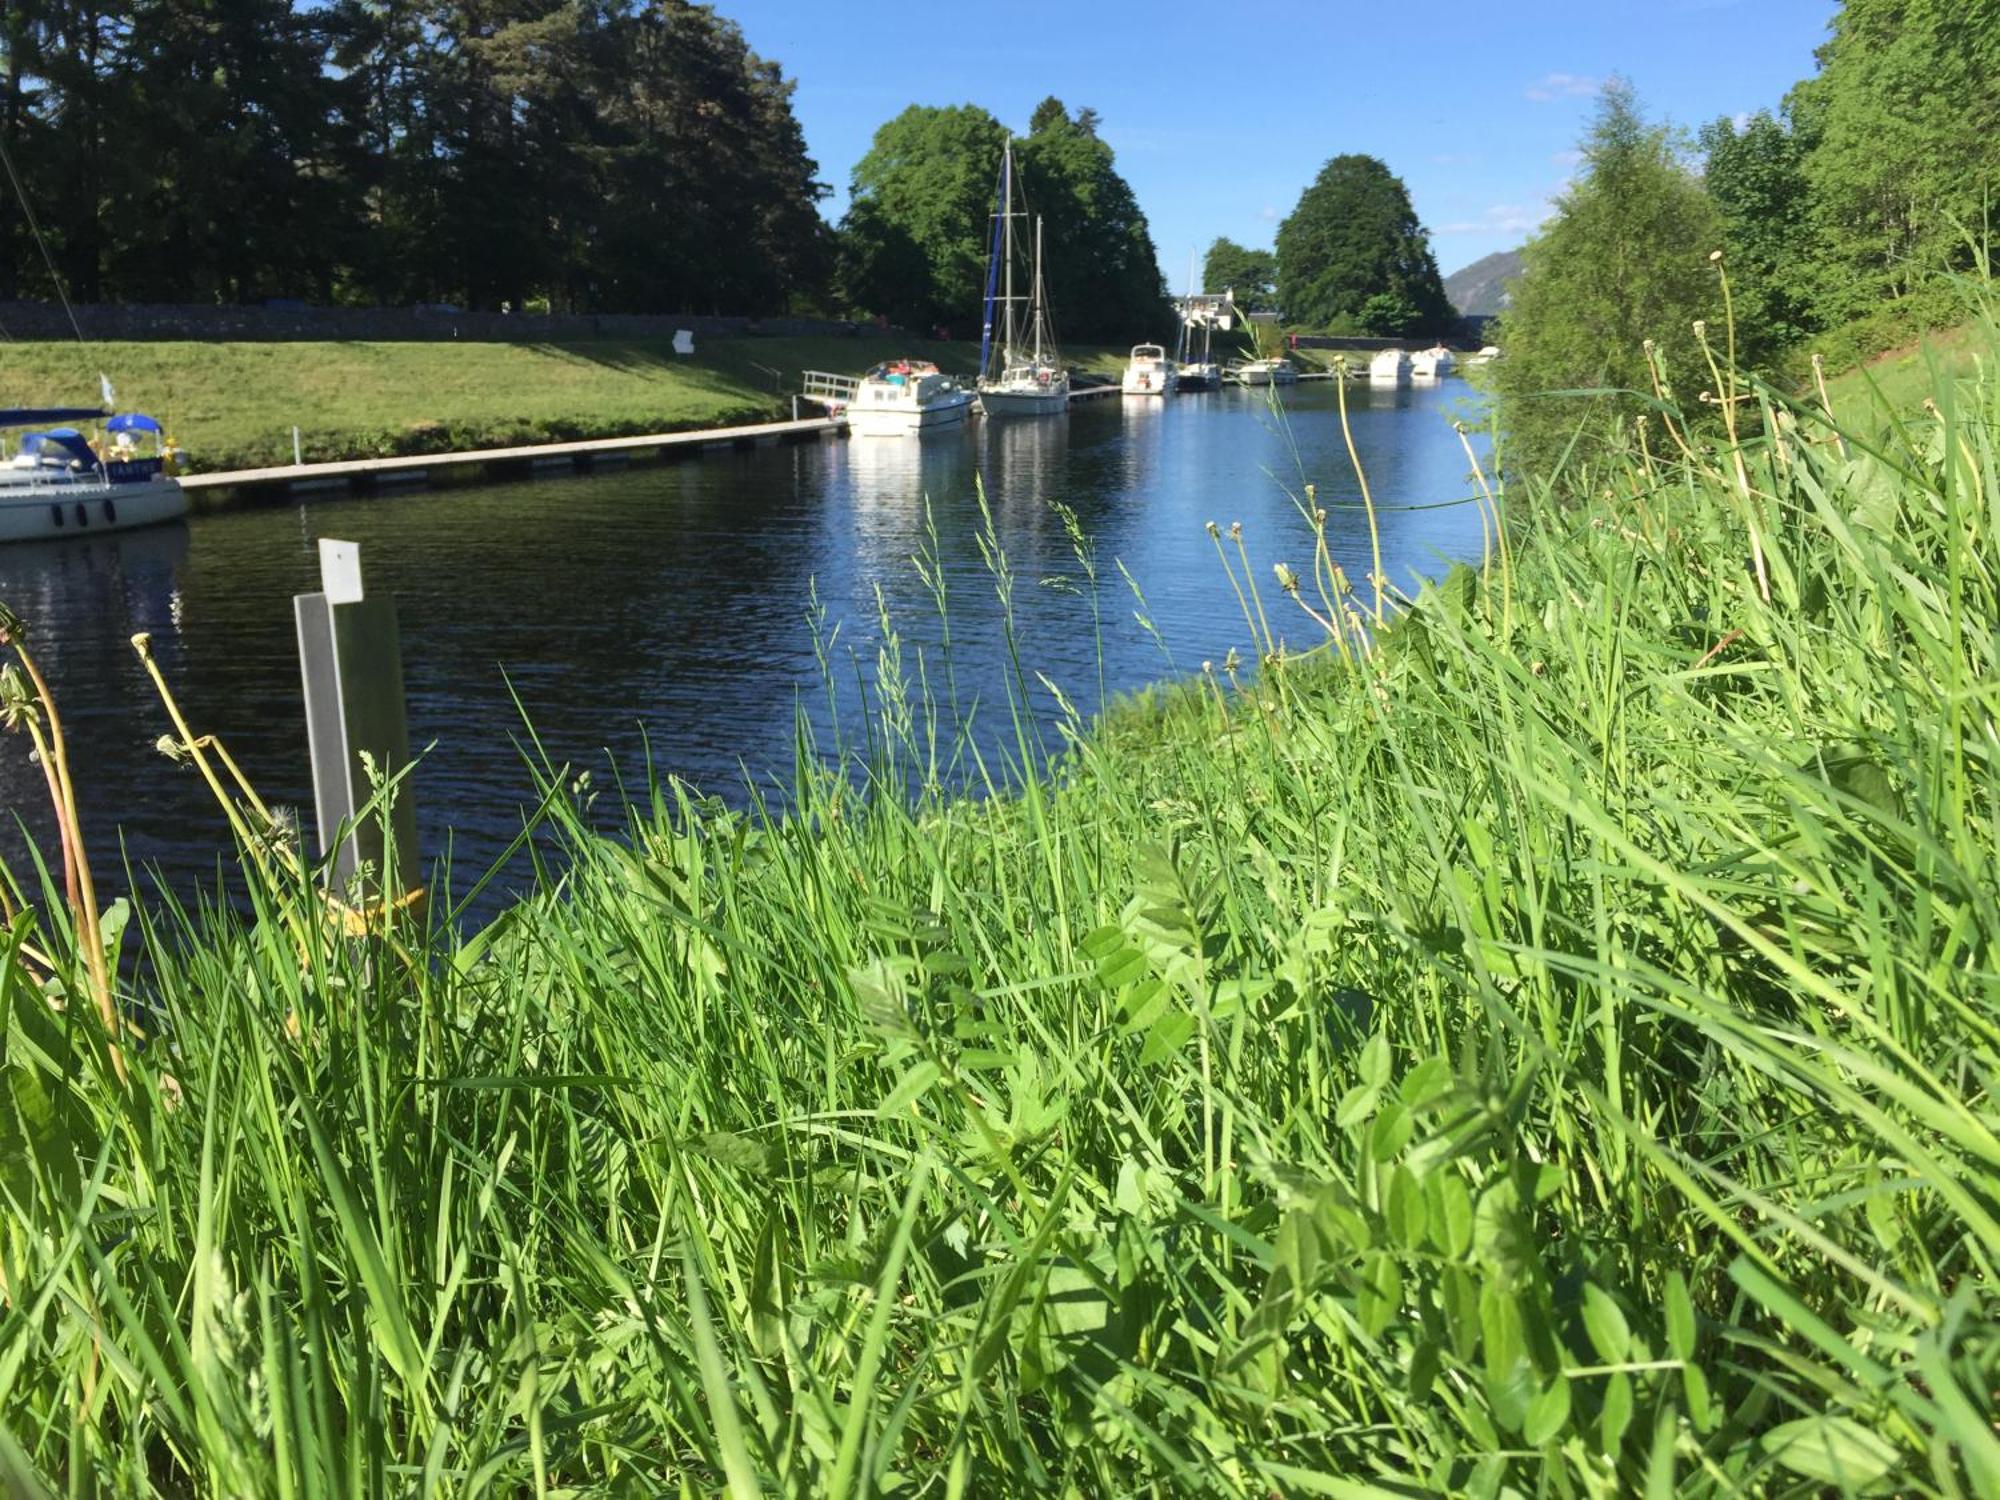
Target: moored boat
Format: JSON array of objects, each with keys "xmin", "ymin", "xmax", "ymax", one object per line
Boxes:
[
  {"xmin": 976, "ymin": 142, "xmax": 1070, "ymax": 419},
  {"xmin": 1410, "ymin": 345, "xmax": 1456, "ymax": 379},
  {"xmin": 1230, "ymin": 357, "xmax": 1297, "ymax": 387},
  {"xmin": 1, "ymin": 408, "xmax": 188, "ymax": 544},
  {"xmin": 1172, "ymin": 253, "xmax": 1222, "ymax": 391},
  {"xmin": 1121, "ymin": 344, "xmax": 1178, "ymax": 396},
  {"xmin": 1368, "ymin": 349, "xmax": 1411, "ymax": 384},
  {"xmin": 846, "ymin": 361, "xmax": 975, "ymax": 436}
]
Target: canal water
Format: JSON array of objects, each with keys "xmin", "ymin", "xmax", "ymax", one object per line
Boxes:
[{"xmin": 0, "ymin": 379, "xmax": 1489, "ymax": 906}]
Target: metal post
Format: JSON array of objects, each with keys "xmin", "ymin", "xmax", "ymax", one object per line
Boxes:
[
  {"xmin": 294, "ymin": 539, "xmax": 420, "ymax": 905},
  {"xmin": 293, "ymin": 426, "xmax": 303, "ymax": 466}
]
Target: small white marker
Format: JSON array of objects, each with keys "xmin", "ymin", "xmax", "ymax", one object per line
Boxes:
[{"xmin": 319, "ymin": 538, "xmax": 364, "ymax": 604}]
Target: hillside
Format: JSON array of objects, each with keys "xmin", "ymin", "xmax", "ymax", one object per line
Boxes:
[{"xmin": 1443, "ymin": 247, "xmax": 1523, "ymax": 317}]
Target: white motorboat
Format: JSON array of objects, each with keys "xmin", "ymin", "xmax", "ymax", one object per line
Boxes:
[
  {"xmin": 1231, "ymin": 357, "xmax": 1297, "ymax": 387},
  {"xmin": 976, "ymin": 142, "xmax": 1070, "ymax": 419},
  {"xmin": 1410, "ymin": 345, "xmax": 1456, "ymax": 379},
  {"xmin": 1368, "ymin": 349, "xmax": 1411, "ymax": 384},
  {"xmin": 1121, "ymin": 343, "xmax": 1178, "ymax": 396},
  {"xmin": 1, "ymin": 408, "xmax": 188, "ymax": 544},
  {"xmin": 846, "ymin": 361, "xmax": 976, "ymax": 435},
  {"xmin": 1465, "ymin": 345, "xmax": 1501, "ymax": 366}
]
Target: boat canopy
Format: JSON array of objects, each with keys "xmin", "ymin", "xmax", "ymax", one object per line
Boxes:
[
  {"xmin": 107, "ymin": 412, "xmax": 163, "ymax": 434},
  {"xmin": 18, "ymin": 430, "xmax": 100, "ymax": 468},
  {"xmin": 1, "ymin": 406, "xmax": 105, "ymax": 428}
]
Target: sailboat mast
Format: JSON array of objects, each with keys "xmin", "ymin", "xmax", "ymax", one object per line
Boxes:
[
  {"xmin": 1032, "ymin": 217, "xmax": 1045, "ymax": 363},
  {"xmin": 1001, "ymin": 143, "xmax": 1016, "ymax": 364}
]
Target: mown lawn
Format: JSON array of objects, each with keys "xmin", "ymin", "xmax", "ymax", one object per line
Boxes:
[{"xmin": 0, "ymin": 335, "xmax": 1137, "ymax": 472}]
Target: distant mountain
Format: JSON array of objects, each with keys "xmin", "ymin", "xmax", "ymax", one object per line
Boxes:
[{"xmin": 1444, "ymin": 249, "xmax": 1523, "ymax": 318}]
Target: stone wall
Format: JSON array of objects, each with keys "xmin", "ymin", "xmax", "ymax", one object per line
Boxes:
[{"xmin": 0, "ymin": 300, "xmax": 880, "ymax": 343}]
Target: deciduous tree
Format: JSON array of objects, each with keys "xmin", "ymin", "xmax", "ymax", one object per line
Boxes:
[{"xmin": 1274, "ymin": 155, "xmax": 1451, "ymax": 334}]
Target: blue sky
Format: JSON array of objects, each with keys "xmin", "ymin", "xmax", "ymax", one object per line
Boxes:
[{"xmin": 725, "ymin": 0, "xmax": 1838, "ymax": 284}]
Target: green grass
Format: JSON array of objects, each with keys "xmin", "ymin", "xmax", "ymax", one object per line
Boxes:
[
  {"xmin": 0, "ymin": 336, "xmax": 1135, "ymax": 474},
  {"xmin": 2, "ymin": 312, "xmax": 1998, "ymax": 1494},
  {"xmin": 1818, "ymin": 320, "xmax": 1983, "ymax": 429}
]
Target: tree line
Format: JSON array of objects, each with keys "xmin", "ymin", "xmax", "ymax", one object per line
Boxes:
[
  {"xmin": 0, "ymin": 6, "xmax": 1177, "ymax": 340},
  {"xmin": 0, "ymin": 0, "xmax": 837, "ymax": 315},
  {"xmin": 1496, "ymin": 0, "xmax": 2000, "ymax": 473}
]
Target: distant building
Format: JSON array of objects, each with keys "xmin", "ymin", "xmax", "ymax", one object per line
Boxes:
[{"xmin": 1175, "ymin": 291, "xmax": 1239, "ymax": 330}]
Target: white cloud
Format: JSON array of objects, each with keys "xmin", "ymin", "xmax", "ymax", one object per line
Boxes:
[
  {"xmin": 1730, "ymin": 110, "xmax": 1754, "ymax": 132},
  {"xmin": 1438, "ymin": 201, "xmax": 1554, "ymax": 236},
  {"xmin": 1258, "ymin": 204, "xmax": 1279, "ymax": 222},
  {"xmin": 1525, "ymin": 72, "xmax": 1600, "ymax": 103},
  {"xmin": 1551, "ymin": 148, "xmax": 1584, "ymax": 168}
]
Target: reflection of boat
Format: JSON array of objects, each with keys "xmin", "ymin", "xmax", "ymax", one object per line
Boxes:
[
  {"xmin": 1368, "ymin": 349, "xmax": 1411, "ymax": 385},
  {"xmin": 847, "ymin": 361, "xmax": 976, "ymax": 436},
  {"xmin": 1121, "ymin": 344, "xmax": 1178, "ymax": 396},
  {"xmin": 2, "ymin": 407, "xmax": 189, "ymax": 543},
  {"xmin": 1410, "ymin": 345, "xmax": 1456, "ymax": 379},
  {"xmin": 1230, "ymin": 358, "xmax": 1297, "ymax": 387},
  {"xmin": 976, "ymin": 141, "xmax": 1069, "ymax": 419}
]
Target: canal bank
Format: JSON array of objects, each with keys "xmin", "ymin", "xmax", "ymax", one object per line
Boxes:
[{"xmin": 0, "ymin": 334, "xmax": 1141, "ymax": 477}]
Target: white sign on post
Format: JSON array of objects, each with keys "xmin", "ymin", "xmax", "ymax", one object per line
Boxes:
[{"xmin": 319, "ymin": 538, "xmax": 365, "ymax": 605}]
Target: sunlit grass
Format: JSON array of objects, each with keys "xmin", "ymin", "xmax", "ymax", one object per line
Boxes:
[
  {"xmin": 1, "ymin": 311, "xmax": 1997, "ymax": 1494},
  {"xmin": 0, "ymin": 336, "xmax": 1139, "ymax": 474}
]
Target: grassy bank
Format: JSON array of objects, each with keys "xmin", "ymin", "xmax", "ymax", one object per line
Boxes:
[
  {"xmin": 0, "ymin": 335, "xmax": 1134, "ymax": 474},
  {"xmin": 2, "ymin": 319, "xmax": 1997, "ymax": 1494}
]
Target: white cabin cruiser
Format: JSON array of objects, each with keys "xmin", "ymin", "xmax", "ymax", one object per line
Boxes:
[
  {"xmin": 1368, "ymin": 349, "xmax": 1411, "ymax": 384},
  {"xmin": 846, "ymin": 361, "xmax": 975, "ymax": 436},
  {"xmin": 976, "ymin": 142, "xmax": 1070, "ymax": 419},
  {"xmin": 1, "ymin": 408, "xmax": 188, "ymax": 544},
  {"xmin": 1231, "ymin": 358, "xmax": 1297, "ymax": 387},
  {"xmin": 1121, "ymin": 344, "xmax": 1178, "ymax": 396},
  {"xmin": 1410, "ymin": 345, "xmax": 1456, "ymax": 379}
]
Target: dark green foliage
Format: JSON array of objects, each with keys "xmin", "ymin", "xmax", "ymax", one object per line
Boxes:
[
  {"xmin": 1492, "ymin": 82, "xmax": 1723, "ymax": 479},
  {"xmin": 1202, "ymin": 237, "xmax": 1276, "ymax": 309},
  {"xmin": 836, "ymin": 98, "xmax": 1168, "ymax": 342},
  {"xmin": 1785, "ymin": 0, "xmax": 2000, "ymax": 323},
  {"xmin": 1698, "ymin": 111, "xmax": 1817, "ymax": 351},
  {"xmin": 0, "ymin": 0, "xmax": 831, "ymax": 314},
  {"xmin": 1274, "ymin": 154, "xmax": 1452, "ymax": 334}
]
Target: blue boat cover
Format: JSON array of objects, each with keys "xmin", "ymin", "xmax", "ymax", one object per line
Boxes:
[
  {"xmin": 106, "ymin": 412, "xmax": 163, "ymax": 434},
  {"xmin": 18, "ymin": 430, "xmax": 101, "ymax": 469}
]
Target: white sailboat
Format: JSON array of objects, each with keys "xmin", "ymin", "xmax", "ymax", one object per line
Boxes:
[
  {"xmin": 2, "ymin": 407, "xmax": 188, "ymax": 543},
  {"xmin": 976, "ymin": 141, "xmax": 1069, "ymax": 419},
  {"xmin": 1173, "ymin": 252, "xmax": 1221, "ymax": 391}
]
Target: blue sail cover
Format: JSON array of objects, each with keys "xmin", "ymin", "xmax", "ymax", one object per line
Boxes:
[
  {"xmin": 18, "ymin": 430, "xmax": 101, "ymax": 470},
  {"xmin": 1, "ymin": 407, "xmax": 104, "ymax": 428},
  {"xmin": 978, "ymin": 151, "xmax": 1007, "ymax": 376},
  {"xmin": 106, "ymin": 412, "xmax": 163, "ymax": 434}
]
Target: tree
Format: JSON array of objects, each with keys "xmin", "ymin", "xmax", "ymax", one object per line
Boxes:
[
  {"xmin": 1016, "ymin": 100, "xmax": 1167, "ymax": 342},
  {"xmin": 838, "ymin": 104, "xmax": 1008, "ymax": 332},
  {"xmin": 1202, "ymin": 237, "xmax": 1276, "ymax": 310},
  {"xmin": 1274, "ymin": 155, "xmax": 1452, "ymax": 334},
  {"xmin": 1786, "ymin": 0, "xmax": 2000, "ymax": 324},
  {"xmin": 1699, "ymin": 111, "xmax": 1817, "ymax": 353},
  {"xmin": 837, "ymin": 98, "xmax": 1167, "ymax": 342},
  {"xmin": 1492, "ymin": 80, "xmax": 1724, "ymax": 479}
]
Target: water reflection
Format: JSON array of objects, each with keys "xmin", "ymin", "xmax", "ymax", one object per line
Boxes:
[{"xmin": 0, "ymin": 380, "xmax": 1490, "ymax": 902}]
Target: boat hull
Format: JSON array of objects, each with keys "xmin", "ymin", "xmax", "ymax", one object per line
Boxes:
[
  {"xmin": 0, "ymin": 478, "xmax": 189, "ymax": 544},
  {"xmin": 1175, "ymin": 363, "xmax": 1220, "ymax": 391},
  {"xmin": 1121, "ymin": 371, "xmax": 1177, "ymax": 395},
  {"xmin": 977, "ymin": 385, "xmax": 1069, "ymax": 418},
  {"xmin": 846, "ymin": 394, "xmax": 975, "ymax": 436}
]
